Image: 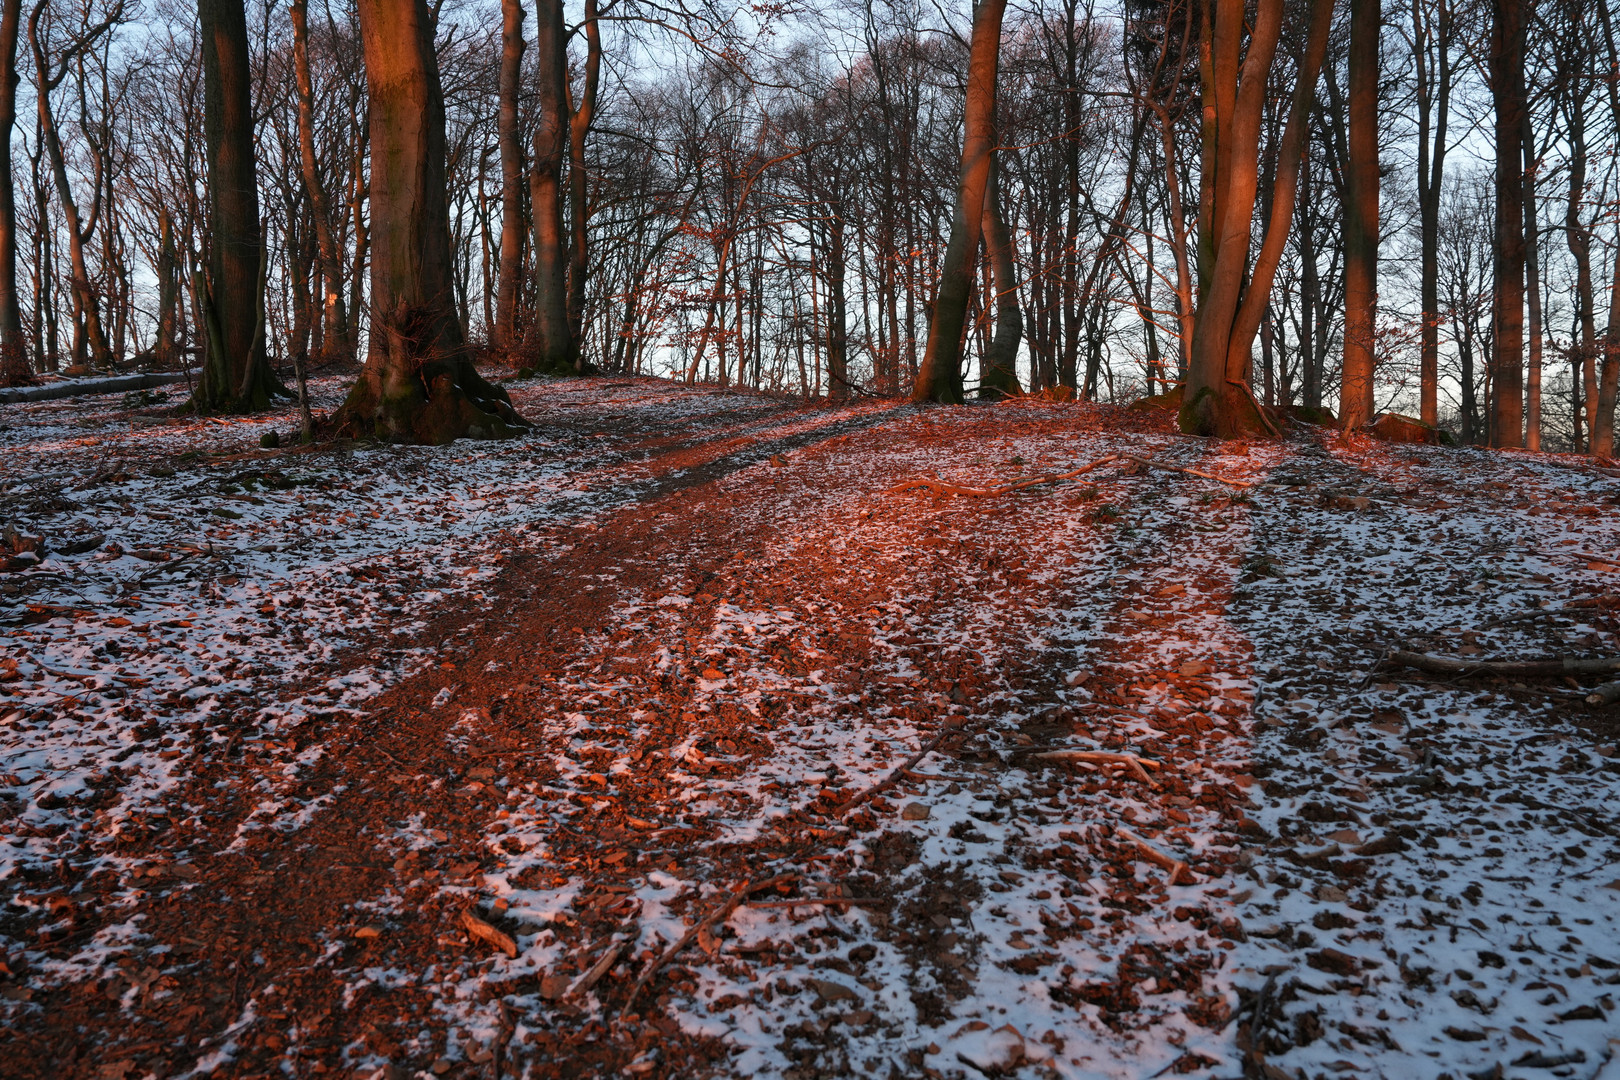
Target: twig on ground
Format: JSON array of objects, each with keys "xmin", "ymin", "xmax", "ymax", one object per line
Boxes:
[
  {"xmin": 745, "ymin": 897, "xmax": 885, "ymax": 909},
  {"xmin": 1121, "ymin": 453, "xmax": 1257, "ymax": 489},
  {"xmin": 1386, "ymin": 649, "xmax": 1620, "ymax": 678},
  {"xmin": 569, "ymin": 940, "xmax": 625, "ymax": 997},
  {"xmin": 460, "ymin": 908, "xmax": 517, "ymax": 958},
  {"xmin": 885, "ymin": 454, "xmax": 1119, "ymax": 498},
  {"xmin": 1116, "ymin": 826, "xmax": 1197, "ymax": 885},
  {"xmin": 1028, "ymin": 748, "xmax": 1160, "ymax": 783},
  {"xmin": 621, "ymin": 873, "xmax": 798, "ymax": 1018},
  {"xmin": 831, "ymin": 728, "xmax": 956, "ymax": 816}
]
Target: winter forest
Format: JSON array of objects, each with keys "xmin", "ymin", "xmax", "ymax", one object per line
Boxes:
[{"xmin": 1, "ymin": 0, "xmax": 1619, "ymax": 1074}]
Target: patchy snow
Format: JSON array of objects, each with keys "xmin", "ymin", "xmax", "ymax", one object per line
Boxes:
[{"xmin": 3, "ymin": 379, "xmax": 1617, "ymax": 1080}]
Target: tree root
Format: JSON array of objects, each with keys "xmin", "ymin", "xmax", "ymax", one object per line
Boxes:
[{"xmin": 1121, "ymin": 453, "xmax": 1257, "ymax": 488}]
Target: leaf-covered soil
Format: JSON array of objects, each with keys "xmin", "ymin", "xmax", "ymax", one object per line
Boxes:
[{"xmin": 2, "ymin": 375, "xmax": 1618, "ymax": 1080}]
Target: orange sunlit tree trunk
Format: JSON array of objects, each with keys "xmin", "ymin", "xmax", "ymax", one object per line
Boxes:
[
  {"xmin": 913, "ymin": 0, "xmax": 1005, "ymax": 404},
  {"xmin": 1489, "ymin": 0, "xmax": 1526, "ymax": 447},
  {"xmin": 1340, "ymin": 0, "xmax": 1378, "ymax": 430},
  {"xmin": 334, "ymin": 0, "xmax": 525, "ymax": 442},
  {"xmin": 1180, "ymin": 0, "xmax": 1330, "ymax": 436}
]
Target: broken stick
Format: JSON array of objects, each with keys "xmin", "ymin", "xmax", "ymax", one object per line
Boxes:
[
  {"xmin": 460, "ymin": 908, "xmax": 518, "ymax": 958},
  {"xmin": 569, "ymin": 940, "xmax": 626, "ymax": 997},
  {"xmin": 1029, "ymin": 749, "xmax": 1159, "ymax": 783},
  {"xmin": 1121, "ymin": 453, "xmax": 1257, "ymax": 489},
  {"xmin": 620, "ymin": 872, "xmax": 797, "ymax": 1018},
  {"xmin": 1586, "ymin": 680, "xmax": 1620, "ymax": 706},
  {"xmin": 831, "ymin": 728, "xmax": 956, "ymax": 817},
  {"xmin": 885, "ymin": 454, "xmax": 1119, "ymax": 499},
  {"xmin": 1116, "ymin": 827, "xmax": 1197, "ymax": 886},
  {"xmin": 1386, "ymin": 649, "xmax": 1620, "ymax": 678}
]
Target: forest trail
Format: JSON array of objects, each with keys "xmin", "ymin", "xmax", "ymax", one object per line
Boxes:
[{"xmin": 2, "ymin": 377, "xmax": 1618, "ymax": 1080}]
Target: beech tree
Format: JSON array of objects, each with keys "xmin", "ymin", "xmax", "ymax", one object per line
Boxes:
[
  {"xmin": 189, "ymin": 0, "xmax": 279, "ymax": 412},
  {"xmin": 914, "ymin": 0, "xmax": 1006, "ymax": 404},
  {"xmin": 333, "ymin": 0, "xmax": 524, "ymax": 442}
]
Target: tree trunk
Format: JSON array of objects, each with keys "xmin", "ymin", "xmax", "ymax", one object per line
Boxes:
[
  {"xmin": 565, "ymin": 0, "xmax": 599, "ymax": 361},
  {"xmin": 291, "ymin": 0, "xmax": 350, "ymax": 364},
  {"xmin": 493, "ymin": 0, "xmax": 525, "ymax": 350},
  {"xmin": 980, "ymin": 154, "xmax": 1022, "ymax": 397},
  {"xmin": 190, "ymin": 0, "xmax": 277, "ymax": 412},
  {"xmin": 1522, "ymin": 110, "xmax": 1542, "ymax": 450},
  {"xmin": 1414, "ymin": 0, "xmax": 1452, "ymax": 427},
  {"xmin": 0, "ymin": 0, "xmax": 23, "ymax": 385},
  {"xmin": 1595, "ymin": 0, "xmax": 1620, "ymax": 455},
  {"xmin": 530, "ymin": 0, "xmax": 571, "ymax": 371},
  {"xmin": 913, "ymin": 0, "xmax": 1005, "ymax": 404},
  {"xmin": 1489, "ymin": 0, "xmax": 1525, "ymax": 448},
  {"xmin": 1179, "ymin": 0, "xmax": 1286, "ymax": 436},
  {"xmin": 1564, "ymin": 92, "xmax": 1597, "ymax": 450},
  {"xmin": 1340, "ymin": 0, "xmax": 1378, "ymax": 431},
  {"xmin": 334, "ymin": 0, "xmax": 524, "ymax": 442}
]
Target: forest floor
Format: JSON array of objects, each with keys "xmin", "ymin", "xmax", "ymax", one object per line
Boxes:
[{"xmin": 1, "ymin": 373, "xmax": 1619, "ymax": 1080}]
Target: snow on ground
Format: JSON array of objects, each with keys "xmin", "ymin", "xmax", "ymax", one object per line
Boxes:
[
  {"xmin": 0, "ymin": 375, "xmax": 867, "ymax": 959},
  {"xmin": 3, "ymin": 377, "xmax": 1617, "ymax": 1080}
]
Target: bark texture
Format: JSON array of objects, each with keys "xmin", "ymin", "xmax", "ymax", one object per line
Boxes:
[
  {"xmin": 1340, "ymin": 0, "xmax": 1379, "ymax": 431},
  {"xmin": 914, "ymin": 0, "xmax": 1005, "ymax": 404},
  {"xmin": 291, "ymin": 0, "xmax": 350, "ymax": 363},
  {"xmin": 1489, "ymin": 0, "xmax": 1526, "ymax": 448},
  {"xmin": 530, "ymin": 0, "xmax": 571, "ymax": 372},
  {"xmin": 1179, "ymin": 0, "xmax": 1285, "ymax": 437},
  {"xmin": 191, "ymin": 0, "xmax": 278, "ymax": 413},
  {"xmin": 0, "ymin": 0, "xmax": 25, "ymax": 385},
  {"xmin": 979, "ymin": 155, "xmax": 1022, "ymax": 397},
  {"xmin": 334, "ymin": 0, "xmax": 524, "ymax": 443},
  {"xmin": 494, "ymin": 0, "xmax": 525, "ymax": 350}
]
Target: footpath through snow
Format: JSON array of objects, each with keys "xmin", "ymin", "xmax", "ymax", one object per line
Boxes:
[{"xmin": 0, "ymin": 375, "xmax": 1617, "ymax": 1080}]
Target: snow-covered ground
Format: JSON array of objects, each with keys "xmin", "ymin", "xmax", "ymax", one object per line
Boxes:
[{"xmin": 2, "ymin": 378, "xmax": 1617, "ymax": 1080}]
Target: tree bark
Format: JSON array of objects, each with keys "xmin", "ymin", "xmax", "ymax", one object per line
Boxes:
[
  {"xmin": 530, "ymin": 0, "xmax": 571, "ymax": 371},
  {"xmin": 291, "ymin": 0, "xmax": 350, "ymax": 364},
  {"xmin": 1488, "ymin": 0, "xmax": 1525, "ymax": 448},
  {"xmin": 0, "ymin": 0, "xmax": 24, "ymax": 385},
  {"xmin": 565, "ymin": 0, "xmax": 599, "ymax": 361},
  {"xmin": 1522, "ymin": 110, "xmax": 1542, "ymax": 450},
  {"xmin": 1414, "ymin": 0, "xmax": 1452, "ymax": 427},
  {"xmin": 493, "ymin": 0, "xmax": 525, "ymax": 350},
  {"xmin": 190, "ymin": 0, "xmax": 277, "ymax": 412},
  {"xmin": 334, "ymin": 0, "xmax": 524, "ymax": 442},
  {"xmin": 914, "ymin": 0, "xmax": 1005, "ymax": 404},
  {"xmin": 1179, "ymin": 0, "xmax": 1285, "ymax": 436},
  {"xmin": 1340, "ymin": 0, "xmax": 1378, "ymax": 431},
  {"xmin": 980, "ymin": 154, "xmax": 1022, "ymax": 397}
]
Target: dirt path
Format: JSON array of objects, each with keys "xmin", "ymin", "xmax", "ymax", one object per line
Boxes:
[{"xmin": 3, "ymin": 379, "xmax": 1617, "ymax": 1080}]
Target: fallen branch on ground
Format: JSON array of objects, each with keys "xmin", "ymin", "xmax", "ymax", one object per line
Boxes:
[
  {"xmin": 831, "ymin": 728, "xmax": 957, "ymax": 816},
  {"xmin": 1028, "ymin": 749, "xmax": 1160, "ymax": 783},
  {"xmin": 1386, "ymin": 649, "xmax": 1620, "ymax": 678},
  {"xmin": 621, "ymin": 873, "xmax": 797, "ymax": 1018},
  {"xmin": 1121, "ymin": 453, "xmax": 1257, "ymax": 488},
  {"xmin": 1587, "ymin": 681, "xmax": 1620, "ymax": 706},
  {"xmin": 1116, "ymin": 826, "xmax": 1197, "ymax": 885},
  {"xmin": 460, "ymin": 908, "xmax": 517, "ymax": 958},
  {"xmin": 569, "ymin": 940, "xmax": 625, "ymax": 997},
  {"xmin": 745, "ymin": 897, "xmax": 884, "ymax": 909},
  {"xmin": 885, "ymin": 454, "xmax": 1119, "ymax": 498}
]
